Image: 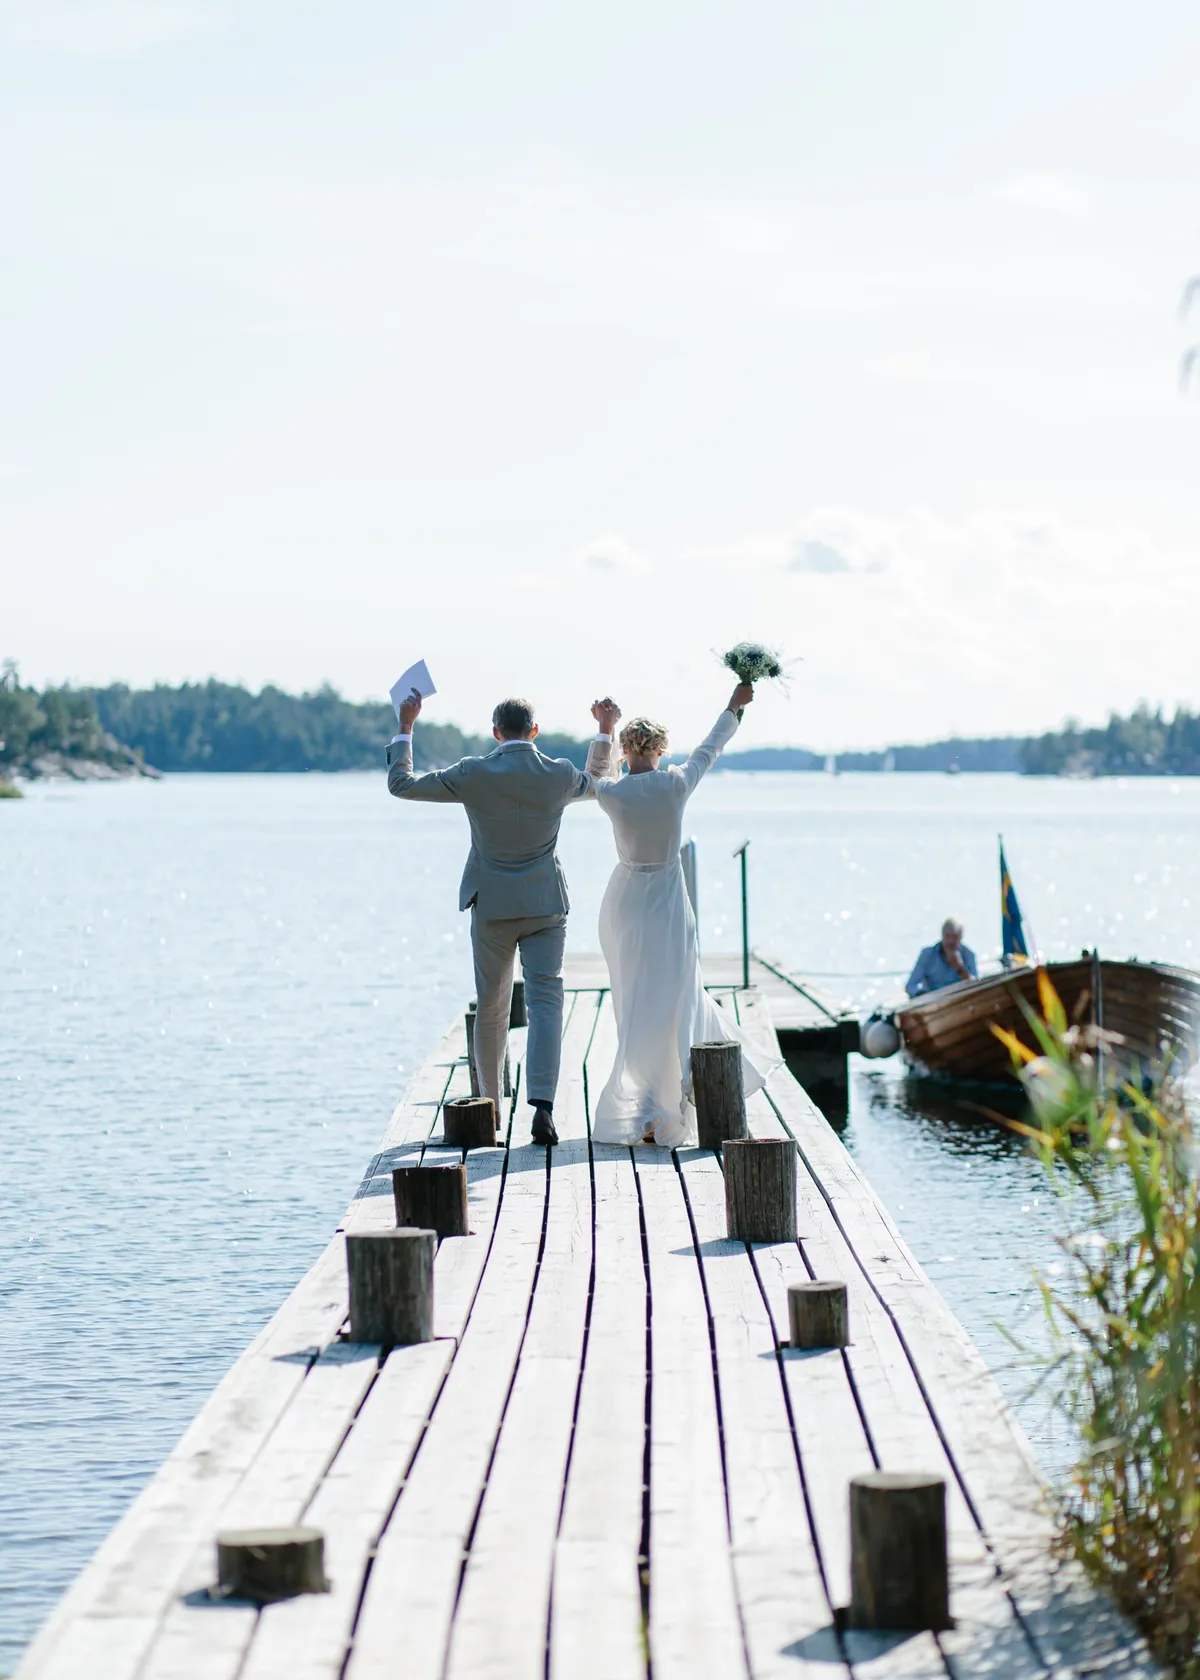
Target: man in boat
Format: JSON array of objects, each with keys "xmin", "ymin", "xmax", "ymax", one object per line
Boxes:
[{"xmin": 905, "ymin": 919, "xmax": 978, "ymax": 996}]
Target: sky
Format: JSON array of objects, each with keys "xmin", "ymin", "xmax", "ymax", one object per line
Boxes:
[{"xmin": 1, "ymin": 0, "xmax": 1199, "ymax": 750}]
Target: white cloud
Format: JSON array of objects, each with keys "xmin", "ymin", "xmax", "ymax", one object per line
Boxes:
[
  {"xmin": 995, "ymin": 172, "xmax": 1097, "ymax": 218},
  {"xmin": 704, "ymin": 513, "xmax": 890, "ymax": 576},
  {"xmin": 787, "ymin": 531, "xmax": 890, "ymax": 575},
  {"xmin": 574, "ymin": 532, "xmax": 646, "ymax": 574},
  {"xmin": 790, "ymin": 538, "xmax": 853, "ymax": 574}
]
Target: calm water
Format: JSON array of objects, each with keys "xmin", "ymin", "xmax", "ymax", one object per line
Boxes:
[{"xmin": 4, "ymin": 769, "xmax": 1200, "ymax": 1669}]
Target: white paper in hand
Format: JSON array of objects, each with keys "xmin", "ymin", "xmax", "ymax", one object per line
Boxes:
[{"xmin": 390, "ymin": 660, "xmax": 437, "ymax": 720}]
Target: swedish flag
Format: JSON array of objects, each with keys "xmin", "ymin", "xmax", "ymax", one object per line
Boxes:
[{"xmin": 1000, "ymin": 839, "xmax": 1029, "ymax": 965}]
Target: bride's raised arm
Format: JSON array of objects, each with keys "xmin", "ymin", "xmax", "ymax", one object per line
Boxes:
[{"xmin": 676, "ymin": 684, "xmax": 753, "ymax": 798}]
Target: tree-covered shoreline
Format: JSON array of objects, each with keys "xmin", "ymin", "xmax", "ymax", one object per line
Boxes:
[
  {"xmin": 0, "ymin": 662, "xmax": 149, "ymax": 783},
  {"xmin": 89, "ymin": 681, "xmax": 490, "ymax": 773},
  {"xmin": 3, "ymin": 671, "xmax": 1199, "ymax": 780},
  {"xmin": 0, "ymin": 671, "xmax": 595, "ymax": 778},
  {"xmin": 1021, "ymin": 705, "xmax": 1200, "ymax": 777}
]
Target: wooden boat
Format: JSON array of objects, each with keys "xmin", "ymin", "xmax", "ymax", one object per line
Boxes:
[{"xmin": 896, "ymin": 955, "xmax": 1200, "ymax": 1084}]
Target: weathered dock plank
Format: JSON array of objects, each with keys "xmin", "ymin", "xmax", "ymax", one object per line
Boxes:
[
  {"xmin": 549, "ymin": 995, "xmax": 647, "ymax": 1680},
  {"xmin": 140, "ymin": 1340, "xmax": 383, "ymax": 1680},
  {"xmin": 747, "ymin": 1116, "xmax": 1014, "ymax": 1678},
  {"xmin": 443, "ymin": 994, "xmax": 598, "ymax": 1680},
  {"xmin": 344, "ymin": 1005, "xmax": 573, "ymax": 1680},
  {"xmin": 677, "ymin": 1149, "xmax": 845, "ymax": 1679},
  {"xmin": 635, "ymin": 1145, "xmax": 750, "ymax": 1680},
  {"xmin": 762, "ymin": 1065, "xmax": 1154, "ymax": 1678},
  {"xmin": 242, "ymin": 1340, "xmax": 455, "ymax": 1680}
]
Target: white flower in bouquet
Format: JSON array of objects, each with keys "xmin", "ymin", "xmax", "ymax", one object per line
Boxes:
[{"xmin": 720, "ymin": 642, "xmax": 786, "ymax": 718}]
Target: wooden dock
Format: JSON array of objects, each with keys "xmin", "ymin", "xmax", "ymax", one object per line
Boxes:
[
  {"xmin": 568, "ymin": 952, "xmax": 862, "ymax": 1117},
  {"xmin": 17, "ymin": 987, "xmax": 1153, "ymax": 1680}
]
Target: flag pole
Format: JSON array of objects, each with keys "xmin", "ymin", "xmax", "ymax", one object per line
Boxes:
[{"xmin": 999, "ymin": 833, "xmax": 1041, "ymax": 966}]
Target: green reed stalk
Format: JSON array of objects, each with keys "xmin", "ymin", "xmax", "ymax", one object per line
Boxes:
[{"xmin": 998, "ymin": 978, "xmax": 1200, "ymax": 1674}]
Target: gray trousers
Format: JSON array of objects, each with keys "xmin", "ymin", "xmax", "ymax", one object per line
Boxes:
[{"xmin": 470, "ymin": 911, "xmax": 567, "ymax": 1111}]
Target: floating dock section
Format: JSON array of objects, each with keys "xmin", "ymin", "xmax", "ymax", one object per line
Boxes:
[
  {"xmin": 568, "ymin": 953, "xmax": 861, "ymax": 1116},
  {"xmin": 18, "ymin": 985, "xmax": 1153, "ymax": 1679}
]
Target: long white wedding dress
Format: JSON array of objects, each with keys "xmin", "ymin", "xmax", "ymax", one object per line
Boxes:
[{"xmin": 592, "ymin": 709, "xmax": 781, "ymax": 1148}]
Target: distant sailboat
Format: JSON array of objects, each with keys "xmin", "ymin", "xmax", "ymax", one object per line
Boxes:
[
  {"xmin": 824, "ymin": 753, "xmax": 838, "ymax": 776},
  {"xmin": 883, "ymin": 750, "xmax": 895, "ymax": 773}
]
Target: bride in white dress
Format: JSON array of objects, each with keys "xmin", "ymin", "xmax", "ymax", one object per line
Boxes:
[{"xmin": 592, "ymin": 683, "xmax": 781, "ymax": 1148}]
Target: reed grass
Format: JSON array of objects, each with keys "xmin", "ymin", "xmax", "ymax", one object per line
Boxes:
[
  {"xmin": 997, "ymin": 975, "xmax": 1200, "ymax": 1674},
  {"xmin": 0, "ymin": 777, "xmax": 22, "ymax": 798}
]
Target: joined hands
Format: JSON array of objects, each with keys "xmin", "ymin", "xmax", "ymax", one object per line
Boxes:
[{"xmin": 592, "ymin": 696, "xmax": 622, "ymax": 734}]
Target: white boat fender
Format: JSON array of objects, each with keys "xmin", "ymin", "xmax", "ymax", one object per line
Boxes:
[{"xmin": 860, "ymin": 1011, "xmax": 901, "ymax": 1059}]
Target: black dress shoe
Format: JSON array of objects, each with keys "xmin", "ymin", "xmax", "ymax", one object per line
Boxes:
[{"xmin": 531, "ymin": 1108, "xmax": 559, "ymax": 1147}]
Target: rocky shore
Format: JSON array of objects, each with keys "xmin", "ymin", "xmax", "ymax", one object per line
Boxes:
[
  {"xmin": 3, "ymin": 671, "xmax": 160, "ymax": 790},
  {"xmin": 3, "ymin": 733, "xmax": 161, "ymax": 787}
]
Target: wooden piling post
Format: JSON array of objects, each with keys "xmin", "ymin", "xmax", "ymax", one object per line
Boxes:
[
  {"xmin": 466, "ymin": 1005, "xmax": 511, "ymax": 1097},
  {"xmin": 509, "ymin": 979, "xmax": 527, "ymax": 1028},
  {"xmin": 692, "ymin": 1041, "xmax": 748, "ymax": 1150},
  {"xmin": 848, "ymin": 1472, "xmax": 950, "ymax": 1631},
  {"xmin": 723, "ymin": 1138, "xmax": 797, "ymax": 1242},
  {"xmin": 346, "ymin": 1228, "xmax": 436, "ymax": 1346},
  {"xmin": 393, "ymin": 1164, "xmax": 469, "ymax": 1239},
  {"xmin": 216, "ymin": 1527, "xmax": 329, "ymax": 1602},
  {"xmin": 787, "ymin": 1280, "xmax": 848, "ymax": 1348},
  {"xmin": 465, "ymin": 1006, "xmax": 480, "ymax": 1097},
  {"xmin": 443, "ymin": 1096, "xmax": 498, "ymax": 1149}
]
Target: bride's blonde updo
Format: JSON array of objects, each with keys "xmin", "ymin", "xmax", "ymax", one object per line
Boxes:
[{"xmin": 619, "ymin": 716, "xmax": 669, "ymax": 760}]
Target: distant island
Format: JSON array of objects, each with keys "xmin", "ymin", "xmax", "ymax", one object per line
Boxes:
[
  {"xmin": 707, "ymin": 738, "xmax": 1025, "ymax": 774},
  {"xmin": 0, "ymin": 663, "xmax": 152, "ymax": 789},
  {"xmin": 2, "ymin": 668, "xmax": 1197, "ymax": 783}
]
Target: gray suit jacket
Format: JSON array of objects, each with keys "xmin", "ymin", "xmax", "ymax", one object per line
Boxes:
[{"xmin": 386, "ymin": 735, "xmax": 617, "ymax": 918}]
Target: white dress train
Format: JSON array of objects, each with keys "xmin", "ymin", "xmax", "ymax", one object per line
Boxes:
[{"xmin": 592, "ymin": 709, "xmax": 782, "ymax": 1148}]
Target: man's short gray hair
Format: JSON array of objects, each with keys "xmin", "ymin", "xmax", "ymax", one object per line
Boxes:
[
  {"xmin": 493, "ymin": 697, "xmax": 536, "ymax": 739},
  {"xmin": 942, "ymin": 917, "xmax": 964, "ymax": 936}
]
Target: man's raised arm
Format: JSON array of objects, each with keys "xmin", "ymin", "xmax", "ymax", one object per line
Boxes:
[
  {"xmin": 568, "ymin": 696, "xmax": 622, "ymax": 799},
  {"xmin": 386, "ymin": 689, "xmax": 468, "ymax": 803}
]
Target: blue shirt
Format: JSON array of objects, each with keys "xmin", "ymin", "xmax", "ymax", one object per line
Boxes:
[{"xmin": 905, "ymin": 942, "xmax": 977, "ymax": 997}]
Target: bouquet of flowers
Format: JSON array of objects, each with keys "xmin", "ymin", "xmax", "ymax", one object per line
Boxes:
[{"xmin": 721, "ymin": 642, "xmax": 784, "ymax": 718}]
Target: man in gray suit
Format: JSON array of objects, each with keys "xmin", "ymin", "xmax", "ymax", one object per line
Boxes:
[{"xmin": 387, "ymin": 690, "xmax": 620, "ymax": 1146}]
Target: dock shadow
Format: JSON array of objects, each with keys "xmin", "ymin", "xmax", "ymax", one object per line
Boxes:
[
  {"xmin": 783, "ymin": 1624, "xmax": 928, "ymax": 1666},
  {"xmin": 179, "ymin": 1586, "xmax": 253, "ymax": 1611},
  {"xmin": 459, "ymin": 1146, "xmax": 508, "ymax": 1182},
  {"xmin": 781, "ymin": 1623, "xmax": 921, "ymax": 1664},
  {"xmin": 769, "ymin": 1345, "xmax": 844, "ymax": 1364},
  {"xmin": 271, "ymin": 1342, "xmax": 374, "ymax": 1368},
  {"xmin": 670, "ymin": 1239, "xmax": 744, "ymax": 1260},
  {"xmin": 985, "ymin": 1577, "xmax": 1152, "ymax": 1678}
]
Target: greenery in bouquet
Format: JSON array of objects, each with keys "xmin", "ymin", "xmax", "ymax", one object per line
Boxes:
[
  {"xmin": 722, "ymin": 642, "xmax": 783, "ymax": 684},
  {"xmin": 720, "ymin": 642, "xmax": 785, "ymax": 718}
]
